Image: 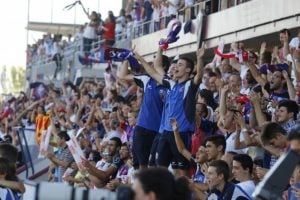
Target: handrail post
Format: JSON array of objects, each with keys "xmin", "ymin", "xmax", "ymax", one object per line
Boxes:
[{"xmin": 15, "ymin": 129, "xmax": 29, "ymax": 178}]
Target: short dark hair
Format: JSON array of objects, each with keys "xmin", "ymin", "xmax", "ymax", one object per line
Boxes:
[
  {"xmin": 162, "ymin": 55, "xmax": 171, "ymax": 73},
  {"xmin": 208, "ymin": 71, "xmax": 217, "ymax": 77},
  {"xmin": 135, "ymin": 167, "xmax": 191, "ymax": 200},
  {"xmin": 209, "ymin": 160, "xmax": 230, "ymax": 181},
  {"xmin": 280, "ymin": 28, "xmax": 291, "ymax": 37},
  {"xmin": 260, "ymin": 123, "xmax": 286, "ymax": 144},
  {"xmin": 0, "ymin": 143, "xmax": 18, "ymax": 163},
  {"xmin": 205, "ymin": 135, "xmax": 226, "ymax": 153},
  {"xmin": 278, "ymin": 100, "xmax": 299, "ymax": 120},
  {"xmin": 178, "ymin": 56, "xmax": 194, "ymax": 74},
  {"xmin": 287, "ymin": 125, "xmax": 300, "ymax": 141},
  {"xmin": 58, "ymin": 131, "xmax": 70, "ymax": 141},
  {"xmin": 110, "ymin": 137, "xmax": 122, "ymax": 148},
  {"xmin": 233, "ymin": 154, "xmax": 254, "ymax": 174}
]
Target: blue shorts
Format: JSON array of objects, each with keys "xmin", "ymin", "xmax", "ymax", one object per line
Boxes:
[
  {"xmin": 156, "ymin": 130, "xmax": 191, "ymax": 169},
  {"xmin": 132, "ymin": 126, "xmax": 157, "ymax": 166}
]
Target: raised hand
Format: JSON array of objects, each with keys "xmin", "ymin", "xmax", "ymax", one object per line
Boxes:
[
  {"xmin": 231, "ymin": 42, "xmax": 239, "ymax": 52},
  {"xmin": 196, "ymin": 42, "xmax": 206, "ymax": 59},
  {"xmin": 170, "ymin": 118, "xmax": 178, "ymax": 132},
  {"xmin": 282, "ymin": 70, "xmax": 289, "ymax": 80},
  {"xmin": 260, "ymin": 41, "xmax": 267, "ymax": 55}
]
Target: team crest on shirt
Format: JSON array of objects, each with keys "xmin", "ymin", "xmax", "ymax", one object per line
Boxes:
[
  {"xmin": 179, "ymin": 86, "xmax": 184, "ymax": 93},
  {"xmin": 147, "ymin": 84, "xmax": 152, "ymax": 90},
  {"xmin": 159, "ymin": 89, "xmax": 166, "ymax": 101}
]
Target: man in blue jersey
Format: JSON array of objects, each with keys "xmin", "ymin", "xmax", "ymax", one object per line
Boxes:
[
  {"xmin": 134, "ymin": 44, "xmax": 205, "ymax": 175},
  {"xmin": 118, "ymin": 48, "xmax": 170, "ymax": 169}
]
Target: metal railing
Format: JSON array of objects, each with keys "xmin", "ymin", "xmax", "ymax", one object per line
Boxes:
[
  {"xmin": 131, "ymin": 2, "xmax": 205, "ymax": 39},
  {"xmin": 14, "ymin": 127, "xmax": 37, "ymax": 178}
]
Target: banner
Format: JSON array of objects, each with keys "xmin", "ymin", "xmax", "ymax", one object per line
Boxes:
[
  {"xmin": 66, "ymin": 130, "xmax": 85, "ymax": 171},
  {"xmin": 38, "ymin": 126, "xmax": 52, "ymax": 158}
]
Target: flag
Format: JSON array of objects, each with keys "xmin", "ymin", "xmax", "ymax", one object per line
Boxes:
[
  {"xmin": 104, "ymin": 48, "xmax": 140, "ymax": 70},
  {"xmin": 78, "ymin": 47, "xmax": 105, "ymax": 65},
  {"xmin": 35, "ymin": 114, "xmax": 51, "ymax": 145},
  {"xmin": 159, "ymin": 19, "xmax": 181, "ymax": 50}
]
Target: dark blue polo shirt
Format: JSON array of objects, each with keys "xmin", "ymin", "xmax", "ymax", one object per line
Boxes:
[
  {"xmin": 160, "ymin": 78, "xmax": 199, "ymax": 132},
  {"xmin": 134, "ymin": 75, "xmax": 166, "ymax": 132}
]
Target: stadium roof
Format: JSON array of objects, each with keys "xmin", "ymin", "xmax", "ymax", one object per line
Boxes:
[{"xmin": 26, "ymin": 21, "xmax": 82, "ymax": 36}]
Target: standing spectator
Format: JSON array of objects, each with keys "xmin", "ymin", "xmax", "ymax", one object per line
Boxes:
[
  {"xmin": 152, "ymin": 0, "xmax": 162, "ymax": 32},
  {"xmin": 134, "ymin": 45, "xmax": 205, "ymax": 176},
  {"xmin": 125, "ymin": 15, "xmax": 134, "ymax": 39},
  {"xmin": 79, "ymin": 2, "xmax": 100, "ymax": 57},
  {"xmin": 52, "ymin": 34, "xmax": 64, "ymax": 79},
  {"xmin": 166, "ymin": 0, "xmax": 180, "ymax": 22},
  {"xmin": 161, "ymin": 0, "xmax": 169, "ymax": 27},
  {"xmin": 141, "ymin": 0, "xmax": 153, "ymax": 34},
  {"xmin": 118, "ymin": 50, "xmax": 170, "ymax": 169},
  {"xmin": 102, "ymin": 11, "xmax": 116, "ymax": 47},
  {"xmin": 115, "ymin": 9, "xmax": 126, "ymax": 40}
]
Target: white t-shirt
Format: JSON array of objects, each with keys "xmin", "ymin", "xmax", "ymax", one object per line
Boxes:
[
  {"xmin": 115, "ymin": 16, "xmax": 126, "ymax": 33},
  {"xmin": 161, "ymin": 4, "xmax": 169, "ymax": 17},
  {"xmin": 83, "ymin": 25, "xmax": 97, "ymax": 39},
  {"xmin": 152, "ymin": 6, "xmax": 162, "ymax": 22},
  {"xmin": 126, "ymin": 21, "xmax": 134, "ymax": 38},
  {"xmin": 96, "ymin": 159, "xmax": 111, "ymax": 171},
  {"xmin": 52, "ymin": 41, "xmax": 63, "ymax": 55},
  {"xmin": 289, "ymin": 37, "xmax": 300, "ymax": 49},
  {"xmin": 225, "ymin": 131, "xmax": 248, "ymax": 154},
  {"xmin": 168, "ymin": 0, "xmax": 179, "ymax": 16},
  {"xmin": 237, "ymin": 180, "xmax": 256, "ymax": 197},
  {"xmin": 185, "ymin": 0, "xmax": 195, "ymax": 7}
]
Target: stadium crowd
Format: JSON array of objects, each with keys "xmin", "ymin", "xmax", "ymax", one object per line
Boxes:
[
  {"xmin": 26, "ymin": 0, "xmax": 252, "ymax": 68},
  {"xmin": 2, "ymin": 0, "xmax": 300, "ymax": 200}
]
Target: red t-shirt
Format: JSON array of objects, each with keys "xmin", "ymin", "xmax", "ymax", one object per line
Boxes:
[
  {"xmin": 104, "ymin": 21, "xmax": 115, "ymax": 40},
  {"xmin": 191, "ymin": 127, "xmax": 206, "ymax": 156}
]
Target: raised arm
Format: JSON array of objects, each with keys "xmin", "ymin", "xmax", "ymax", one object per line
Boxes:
[
  {"xmin": 244, "ymin": 61, "xmax": 267, "ymax": 87},
  {"xmin": 229, "ymin": 42, "xmax": 241, "ymax": 72},
  {"xmin": 79, "ymin": 1, "xmax": 89, "ymax": 18},
  {"xmin": 293, "ymin": 49, "xmax": 300, "ymax": 81},
  {"xmin": 249, "ymin": 91, "xmax": 268, "ymax": 126},
  {"xmin": 154, "ymin": 47, "xmax": 166, "ymax": 76},
  {"xmin": 0, "ymin": 180, "xmax": 25, "ymax": 193},
  {"xmin": 233, "ymin": 113, "xmax": 248, "ymax": 149},
  {"xmin": 11, "ymin": 100, "xmax": 38, "ymax": 126},
  {"xmin": 282, "ymin": 30, "xmax": 290, "ymax": 60},
  {"xmin": 259, "ymin": 42, "xmax": 267, "ymax": 66},
  {"xmin": 170, "ymin": 118, "xmax": 192, "ymax": 160},
  {"xmin": 82, "ymin": 158, "xmax": 117, "ymax": 180},
  {"xmin": 282, "ymin": 70, "xmax": 296, "ymax": 100},
  {"xmin": 117, "ymin": 60, "xmax": 134, "ymax": 81},
  {"xmin": 134, "ymin": 53, "xmax": 164, "ymax": 84},
  {"xmin": 194, "ymin": 44, "xmax": 205, "ymax": 85},
  {"xmin": 219, "ymin": 85, "xmax": 229, "ymax": 118}
]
